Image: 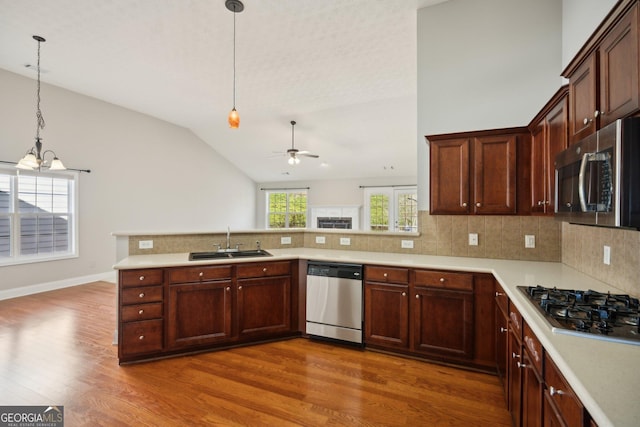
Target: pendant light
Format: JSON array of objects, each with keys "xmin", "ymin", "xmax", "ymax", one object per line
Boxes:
[
  {"xmin": 17, "ymin": 35, "xmax": 66, "ymax": 171},
  {"xmin": 226, "ymin": 0, "xmax": 244, "ymax": 129}
]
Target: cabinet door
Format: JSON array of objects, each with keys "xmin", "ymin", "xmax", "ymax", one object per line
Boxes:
[
  {"xmin": 530, "ymin": 121, "xmax": 547, "ymax": 214},
  {"xmin": 412, "ymin": 286, "xmax": 474, "ymax": 359},
  {"xmin": 364, "ymin": 282, "xmax": 409, "ymax": 349},
  {"xmin": 237, "ymin": 276, "xmax": 291, "ymax": 338},
  {"xmin": 472, "ymin": 135, "xmax": 517, "ymax": 214},
  {"xmin": 430, "ymin": 138, "xmax": 470, "ymax": 214},
  {"xmin": 496, "ymin": 303, "xmax": 509, "ymax": 399},
  {"xmin": 545, "ymin": 97, "xmax": 568, "ymax": 214},
  {"xmin": 522, "ymin": 352, "xmax": 543, "ymax": 427},
  {"xmin": 569, "ymin": 55, "xmax": 598, "ymax": 144},
  {"xmin": 167, "ymin": 281, "xmax": 232, "ymax": 349},
  {"xmin": 508, "ymin": 332, "xmax": 523, "ymax": 427},
  {"xmin": 599, "ymin": 3, "xmax": 640, "ymax": 127}
]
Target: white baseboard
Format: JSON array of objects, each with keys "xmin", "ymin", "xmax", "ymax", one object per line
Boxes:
[{"xmin": 0, "ymin": 271, "xmax": 117, "ymax": 301}]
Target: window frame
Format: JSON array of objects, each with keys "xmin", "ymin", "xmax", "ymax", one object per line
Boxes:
[
  {"xmin": 265, "ymin": 189, "xmax": 308, "ymax": 229},
  {"xmin": 0, "ymin": 166, "xmax": 79, "ymax": 266},
  {"xmin": 363, "ymin": 186, "xmax": 418, "ymax": 233}
]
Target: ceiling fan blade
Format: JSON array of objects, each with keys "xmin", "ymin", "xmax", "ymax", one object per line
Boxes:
[{"xmin": 299, "ymin": 152, "xmax": 319, "ymax": 158}]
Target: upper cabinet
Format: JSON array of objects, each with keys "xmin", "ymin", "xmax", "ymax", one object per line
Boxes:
[
  {"xmin": 428, "ymin": 128, "xmax": 530, "ymax": 215},
  {"xmin": 563, "ymin": 0, "xmax": 640, "ymax": 144}
]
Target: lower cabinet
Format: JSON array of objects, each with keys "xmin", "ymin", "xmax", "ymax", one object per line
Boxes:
[
  {"xmin": 544, "ymin": 353, "xmax": 587, "ymax": 427},
  {"xmin": 364, "ymin": 281, "xmax": 410, "ymax": 349},
  {"xmin": 236, "ymin": 275, "xmax": 291, "ymax": 338}
]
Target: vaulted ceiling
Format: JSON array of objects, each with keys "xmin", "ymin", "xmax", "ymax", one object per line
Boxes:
[{"xmin": 0, "ymin": 0, "xmax": 447, "ymax": 182}]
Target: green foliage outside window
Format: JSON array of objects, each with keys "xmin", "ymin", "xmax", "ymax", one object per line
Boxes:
[
  {"xmin": 267, "ymin": 191, "xmax": 307, "ymax": 228},
  {"xmin": 369, "ymin": 194, "xmax": 389, "ymax": 231}
]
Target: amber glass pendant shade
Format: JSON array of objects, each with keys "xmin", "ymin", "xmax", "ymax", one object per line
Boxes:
[{"xmin": 228, "ymin": 108, "xmax": 240, "ymax": 128}]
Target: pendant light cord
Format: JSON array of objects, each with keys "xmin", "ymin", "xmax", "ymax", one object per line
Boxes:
[
  {"xmin": 35, "ymin": 38, "xmax": 45, "ymax": 139},
  {"xmin": 232, "ymin": 5, "xmax": 236, "ymax": 109}
]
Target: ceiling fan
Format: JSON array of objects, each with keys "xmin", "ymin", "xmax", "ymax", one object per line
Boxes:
[{"xmin": 280, "ymin": 120, "xmax": 319, "ymax": 165}]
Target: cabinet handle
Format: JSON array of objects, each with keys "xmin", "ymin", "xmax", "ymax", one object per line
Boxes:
[
  {"xmin": 476, "ymin": 202, "xmax": 481, "ymax": 207},
  {"xmin": 549, "ymin": 386, "xmax": 564, "ymax": 396},
  {"xmin": 495, "ymin": 292, "xmax": 504, "ymax": 297},
  {"xmin": 199, "ymin": 272, "xmax": 204, "ymax": 277},
  {"xmin": 500, "ymin": 327, "xmax": 508, "ymax": 333},
  {"xmin": 512, "ymin": 352, "xmax": 520, "ymax": 359},
  {"xmin": 138, "ymin": 293, "xmax": 145, "ymax": 298},
  {"xmin": 138, "ymin": 309, "xmax": 144, "ymax": 315},
  {"xmin": 402, "ymin": 292, "xmax": 406, "ymax": 297},
  {"xmin": 138, "ymin": 335, "xmax": 145, "ymax": 340},
  {"xmin": 517, "ymin": 361, "xmax": 527, "ymax": 369},
  {"xmin": 462, "ymin": 202, "xmax": 468, "ymax": 207},
  {"xmin": 139, "ymin": 275, "xmax": 145, "ymax": 281},
  {"xmin": 238, "ymin": 285, "xmax": 243, "ymax": 290},
  {"xmin": 439, "ymin": 278, "xmax": 445, "ymax": 283}
]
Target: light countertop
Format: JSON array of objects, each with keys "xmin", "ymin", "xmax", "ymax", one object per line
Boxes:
[{"xmin": 114, "ymin": 248, "xmax": 639, "ymax": 427}]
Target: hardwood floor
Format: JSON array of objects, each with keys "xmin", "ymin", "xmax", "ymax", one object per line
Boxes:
[{"xmin": 0, "ymin": 282, "xmax": 511, "ymax": 426}]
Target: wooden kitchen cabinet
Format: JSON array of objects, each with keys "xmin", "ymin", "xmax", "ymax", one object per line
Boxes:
[
  {"xmin": 544, "ymin": 353, "xmax": 586, "ymax": 427},
  {"xmin": 428, "ymin": 128, "xmax": 527, "ymax": 215},
  {"xmin": 564, "ymin": 1, "xmax": 640, "ymax": 144},
  {"xmin": 364, "ymin": 266, "xmax": 410, "ymax": 349},
  {"xmin": 495, "ymin": 284, "xmax": 509, "ymax": 399},
  {"xmin": 521, "ymin": 323, "xmax": 544, "ymax": 427},
  {"xmin": 236, "ymin": 261, "xmax": 291, "ymax": 339},
  {"xmin": 529, "ymin": 87, "xmax": 569, "ymax": 214},
  {"xmin": 508, "ymin": 304, "xmax": 524, "ymax": 427},
  {"xmin": 412, "ymin": 270, "xmax": 474, "ymax": 360},
  {"xmin": 167, "ymin": 265, "xmax": 233, "ymax": 349}
]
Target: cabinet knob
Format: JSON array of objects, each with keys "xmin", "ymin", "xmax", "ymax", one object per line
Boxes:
[
  {"xmin": 263, "ymin": 268, "xmax": 267, "ymax": 272},
  {"xmin": 199, "ymin": 272, "xmax": 204, "ymax": 277},
  {"xmin": 462, "ymin": 202, "xmax": 468, "ymax": 207},
  {"xmin": 594, "ymin": 110, "xmax": 603, "ymax": 118},
  {"xmin": 476, "ymin": 202, "xmax": 481, "ymax": 207},
  {"xmin": 566, "ymin": 202, "xmax": 572, "ymax": 208},
  {"xmin": 537, "ymin": 200, "xmax": 544, "ymax": 206},
  {"xmin": 139, "ymin": 275, "xmax": 145, "ymax": 281},
  {"xmin": 383, "ymin": 273, "xmax": 388, "ymax": 277},
  {"xmin": 402, "ymin": 292, "xmax": 406, "ymax": 297},
  {"xmin": 512, "ymin": 352, "xmax": 520, "ymax": 359},
  {"xmin": 549, "ymin": 386, "xmax": 564, "ymax": 396},
  {"xmin": 138, "ymin": 293, "xmax": 145, "ymax": 298},
  {"xmin": 495, "ymin": 292, "xmax": 504, "ymax": 297},
  {"xmin": 517, "ymin": 361, "xmax": 527, "ymax": 369},
  {"xmin": 238, "ymin": 285, "xmax": 243, "ymax": 290},
  {"xmin": 415, "ymin": 294, "xmax": 420, "ymax": 299},
  {"xmin": 583, "ymin": 117, "xmax": 593, "ymax": 125},
  {"xmin": 500, "ymin": 327, "xmax": 508, "ymax": 333},
  {"xmin": 439, "ymin": 277, "xmax": 445, "ymax": 283},
  {"xmin": 138, "ymin": 309, "xmax": 144, "ymax": 315},
  {"xmin": 226, "ymin": 286, "xmax": 230, "ymax": 291},
  {"xmin": 138, "ymin": 335, "xmax": 145, "ymax": 340}
]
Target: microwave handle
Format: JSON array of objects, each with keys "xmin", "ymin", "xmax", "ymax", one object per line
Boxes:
[{"xmin": 578, "ymin": 153, "xmax": 589, "ymax": 212}]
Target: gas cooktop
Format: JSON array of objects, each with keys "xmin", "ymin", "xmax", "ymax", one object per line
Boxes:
[{"xmin": 517, "ymin": 285, "xmax": 640, "ymax": 346}]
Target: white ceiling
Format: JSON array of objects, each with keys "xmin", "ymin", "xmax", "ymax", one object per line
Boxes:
[{"xmin": 0, "ymin": 0, "xmax": 447, "ymax": 182}]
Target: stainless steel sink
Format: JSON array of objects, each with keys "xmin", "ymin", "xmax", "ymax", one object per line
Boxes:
[{"xmin": 189, "ymin": 249, "xmax": 272, "ymax": 261}]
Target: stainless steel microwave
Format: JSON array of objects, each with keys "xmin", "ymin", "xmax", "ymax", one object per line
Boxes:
[{"xmin": 555, "ymin": 117, "xmax": 640, "ymax": 229}]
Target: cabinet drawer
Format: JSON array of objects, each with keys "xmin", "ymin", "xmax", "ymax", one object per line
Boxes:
[
  {"xmin": 365, "ymin": 266, "xmax": 409, "ymax": 284},
  {"xmin": 523, "ymin": 323, "xmax": 543, "ymax": 374},
  {"xmin": 413, "ymin": 270, "xmax": 473, "ymax": 291},
  {"xmin": 120, "ymin": 268, "xmax": 163, "ymax": 288},
  {"xmin": 168, "ymin": 265, "xmax": 232, "ymax": 283},
  {"xmin": 508, "ymin": 303, "xmax": 523, "ymax": 340},
  {"xmin": 121, "ymin": 319, "xmax": 163, "ymax": 356},
  {"xmin": 121, "ymin": 286, "xmax": 163, "ymax": 305},
  {"xmin": 545, "ymin": 353, "xmax": 584, "ymax": 425},
  {"xmin": 236, "ymin": 261, "xmax": 291, "ymax": 278},
  {"xmin": 121, "ymin": 302, "xmax": 163, "ymax": 322}
]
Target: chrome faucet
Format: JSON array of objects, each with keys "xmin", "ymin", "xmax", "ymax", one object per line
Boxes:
[{"xmin": 226, "ymin": 226, "xmax": 231, "ymax": 250}]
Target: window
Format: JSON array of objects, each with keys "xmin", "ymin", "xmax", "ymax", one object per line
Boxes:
[
  {"xmin": 364, "ymin": 187, "xmax": 417, "ymax": 232},
  {"xmin": 0, "ymin": 167, "xmax": 77, "ymax": 265},
  {"xmin": 266, "ymin": 190, "xmax": 307, "ymax": 229}
]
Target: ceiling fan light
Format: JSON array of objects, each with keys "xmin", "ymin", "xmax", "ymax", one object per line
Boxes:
[
  {"xmin": 295, "ymin": 156, "xmax": 300, "ymax": 164},
  {"xmin": 228, "ymin": 108, "xmax": 240, "ymax": 129},
  {"xmin": 288, "ymin": 156, "xmax": 295, "ymax": 165}
]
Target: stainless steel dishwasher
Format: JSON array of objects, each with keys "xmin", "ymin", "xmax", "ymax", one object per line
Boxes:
[{"xmin": 306, "ymin": 261, "xmax": 363, "ymax": 345}]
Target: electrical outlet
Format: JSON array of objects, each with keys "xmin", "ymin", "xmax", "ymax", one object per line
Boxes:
[
  {"xmin": 603, "ymin": 245, "xmax": 611, "ymax": 265},
  {"xmin": 315, "ymin": 236, "xmax": 326, "ymax": 244},
  {"xmin": 280, "ymin": 236, "xmax": 292, "ymax": 245},
  {"xmin": 401, "ymin": 240, "xmax": 414, "ymax": 249},
  {"xmin": 138, "ymin": 240, "xmax": 153, "ymax": 249},
  {"xmin": 340, "ymin": 237, "xmax": 351, "ymax": 246},
  {"xmin": 468, "ymin": 233, "xmax": 478, "ymax": 246},
  {"xmin": 525, "ymin": 235, "xmax": 536, "ymax": 249}
]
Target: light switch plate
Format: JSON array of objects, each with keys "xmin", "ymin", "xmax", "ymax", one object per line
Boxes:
[
  {"xmin": 315, "ymin": 236, "xmax": 326, "ymax": 244},
  {"xmin": 138, "ymin": 240, "xmax": 153, "ymax": 249},
  {"xmin": 401, "ymin": 240, "xmax": 414, "ymax": 249},
  {"xmin": 468, "ymin": 233, "xmax": 478, "ymax": 246},
  {"xmin": 340, "ymin": 237, "xmax": 351, "ymax": 246},
  {"xmin": 525, "ymin": 235, "xmax": 536, "ymax": 249},
  {"xmin": 603, "ymin": 245, "xmax": 611, "ymax": 265},
  {"xmin": 280, "ymin": 236, "xmax": 292, "ymax": 245}
]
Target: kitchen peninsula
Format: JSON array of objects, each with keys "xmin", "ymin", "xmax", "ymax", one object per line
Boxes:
[{"xmin": 114, "ymin": 245, "xmax": 640, "ymax": 427}]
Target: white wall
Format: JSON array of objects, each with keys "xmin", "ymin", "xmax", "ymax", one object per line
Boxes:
[
  {"xmin": 255, "ymin": 176, "xmax": 416, "ymax": 229},
  {"xmin": 416, "ymin": 0, "xmax": 564, "ymax": 210},
  {"xmin": 0, "ymin": 69, "xmax": 256, "ymax": 295},
  {"xmin": 562, "ymin": 0, "xmax": 617, "ymax": 69}
]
